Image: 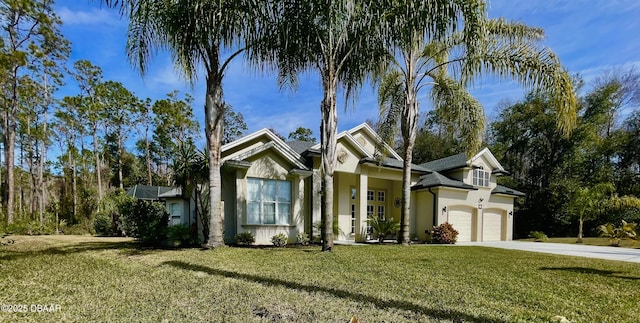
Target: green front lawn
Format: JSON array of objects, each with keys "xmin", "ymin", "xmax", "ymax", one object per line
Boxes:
[{"xmin": 1, "ymin": 235, "xmax": 639, "ymax": 322}]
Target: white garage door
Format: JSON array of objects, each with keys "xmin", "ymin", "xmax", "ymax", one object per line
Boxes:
[
  {"xmin": 482, "ymin": 211, "xmax": 503, "ymax": 241},
  {"xmin": 448, "ymin": 209, "xmax": 473, "ymax": 242}
]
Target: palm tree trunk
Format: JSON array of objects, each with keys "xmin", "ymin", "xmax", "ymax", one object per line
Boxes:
[
  {"xmin": 205, "ymin": 70, "xmax": 225, "ymax": 248},
  {"xmin": 398, "ymin": 52, "xmax": 419, "ymax": 245},
  {"xmin": 577, "ymin": 217, "xmax": 584, "ymax": 243},
  {"xmin": 321, "ymin": 77, "xmax": 337, "ymax": 252},
  {"xmin": 399, "ymin": 99, "xmax": 418, "ymax": 245}
]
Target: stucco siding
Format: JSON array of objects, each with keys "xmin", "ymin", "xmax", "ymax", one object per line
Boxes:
[{"xmin": 414, "ymin": 190, "xmax": 434, "ymax": 241}]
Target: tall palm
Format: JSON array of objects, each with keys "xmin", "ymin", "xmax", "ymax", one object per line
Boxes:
[
  {"xmin": 102, "ymin": 0, "xmax": 268, "ymax": 247},
  {"xmin": 251, "ymin": 0, "xmax": 484, "ymax": 251},
  {"xmin": 570, "ymin": 183, "xmax": 640, "ymax": 243},
  {"xmin": 378, "ymin": 16, "xmax": 578, "ymax": 245}
]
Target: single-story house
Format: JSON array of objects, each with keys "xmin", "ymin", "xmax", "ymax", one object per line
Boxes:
[
  {"xmin": 132, "ymin": 122, "xmax": 524, "ymax": 244},
  {"xmin": 125, "ymin": 184, "xmax": 196, "ymax": 227}
]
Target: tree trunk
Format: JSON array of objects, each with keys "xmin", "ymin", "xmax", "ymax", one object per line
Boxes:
[
  {"xmin": 577, "ymin": 217, "xmax": 584, "ymax": 243},
  {"xmin": 145, "ymin": 121, "xmax": 152, "ymax": 186},
  {"xmin": 69, "ymin": 138, "xmax": 77, "ymax": 221},
  {"xmin": 118, "ymin": 134, "xmax": 124, "ymax": 190},
  {"xmin": 398, "ymin": 52, "xmax": 418, "ymax": 245},
  {"xmin": 37, "ymin": 109, "xmax": 47, "ymax": 225},
  {"xmin": 38, "ymin": 74, "xmax": 49, "ymax": 225},
  {"xmin": 93, "ymin": 123, "xmax": 103, "ymax": 200},
  {"xmin": 320, "ymin": 77, "xmax": 337, "ymax": 252},
  {"xmin": 205, "ymin": 70, "xmax": 225, "ymax": 248},
  {"xmin": 5, "ymin": 115, "xmax": 16, "ymax": 224}
]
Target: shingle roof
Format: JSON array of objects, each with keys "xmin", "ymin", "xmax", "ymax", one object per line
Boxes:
[
  {"xmin": 360, "ymin": 157, "xmax": 431, "ymax": 173},
  {"xmin": 286, "ymin": 140, "xmax": 316, "ymax": 154},
  {"xmin": 492, "ymin": 185, "xmax": 526, "ymax": 197},
  {"xmin": 411, "ymin": 172, "xmax": 476, "ymax": 191},
  {"xmin": 420, "ymin": 153, "xmax": 468, "ymax": 172}
]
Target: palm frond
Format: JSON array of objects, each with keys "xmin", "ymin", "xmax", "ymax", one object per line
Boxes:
[
  {"xmin": 376, "ymin": 69, "xmax": 404, "ymax": 157},
  {"xmin": 431, "ymin": 74, "xmax": 485, "ymax": 155}
]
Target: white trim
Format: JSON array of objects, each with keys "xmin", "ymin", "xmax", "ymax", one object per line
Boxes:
[
  {"xmin": 309, "ymin": 122, "xmax": 402, "ymax": 160},
  {"xmin": 470, "ymin": 147, "xmax": 505, "ymax": 172},
  {"xmin": 221, "ymin": 128, "xmax": 308, "ymax": 170}
]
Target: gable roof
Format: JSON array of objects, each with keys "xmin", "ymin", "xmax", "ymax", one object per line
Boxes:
[
  {"xmin": 420, "ymin": 148, "xmax": 507, "ymax": 173},
  {"xmin": 471, "ymin": 148, "xmax": 505, "ymax": 173},
  {"xmin": 309, "ymin": 130, "xmax": 373, "ymax": 159},
  {"xmin": 222, "ymin": 128, "xmax": 309, "ymax": 170},
  {"xmin": 286, "ymin": 140, "xmax": 316, "ymax": 155},
  {"xmin": 411, "ymin": 172, "xmax": 476, "ymax": 191},
  {"xmin": 492, "ymin": 185, "xmax": 525, "ymax": 197},
  {"xmin": 308, "ymin": 123, "xmax": 402, "ymax": 160}
]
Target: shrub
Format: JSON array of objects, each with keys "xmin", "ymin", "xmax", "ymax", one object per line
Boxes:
[
  {"xmin": 234, "ymin": 232, "xmax": 256, "ymax": 246},
  {"xmin": 598, "ymin": 221, "xmax": 638, "ymax": 246},
  {"xmin": 296, "ymin": 232, "xmax": 310, "ymax": 245},
  {"xmin": 118, "ymin": 199, "xmax": 169, "ymax": 246},
  {"xmin": 366, "ymin": 216, "xmax": 400, "ymax": 243},
  {"xmin": 94, "ymin": 212, "xmax": 114, "ymax": 236},
  {"xmin": 167, "ymin": 225, "xmax": 194, "ymax": 247},
  {"xmin": 271, "ymin": 233, "xmax": 288, "ymax": 247},
  {"xmin": 431, "ymin": 222, "xmax": 458, "ymax": 244},
  {"xmin": 3, "ymin": 219, "xmax": 56, "ymax": 236},
  {"xmin": 529, "ymin": 231, "xmax": 549, "ymax": 242},
  {"xmin": 94, "ymin": 191, "xmax": 135, "ymax": 236}
]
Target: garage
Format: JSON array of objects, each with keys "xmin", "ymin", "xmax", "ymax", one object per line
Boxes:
[
  {"xmin": 447, "ymin": 207, "xmax": 474, "ymax": 242},
  {"xmin": 482, "ymin": 210, "xmax": 504, "ymax": 241}
]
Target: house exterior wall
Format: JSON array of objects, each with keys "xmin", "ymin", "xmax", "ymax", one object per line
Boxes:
[
  {"xmin": 230, "ymin": 151, "xmax": 306, "ymax": 245},
  {"xmin": 429, "ymin": 186, "xmax": 515, "ymax": 241},
  {"xmin": 414, "ymin": 190, "xmax": 434, "ymax": 241},
  {"xmin": 164, "ymin": 197, "xmax": 189, "ymax": 226}
]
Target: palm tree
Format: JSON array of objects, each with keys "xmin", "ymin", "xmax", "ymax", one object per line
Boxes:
[
  {"xmin": 570, "ymin": 183, "xmax": 640, "ymax": 243},
  {"xmin": 101, "ymin": 0, "xmax": 269, "ymax": 247},
  {"xmin": 251, "ymin": 0, "xmax": 485, "ymax": 251},
  {"xmin": 377, "ymin": 15, "xmax": 578, "ymax": 245},
  {"xmin": 172, "ymin": 140, "xmax": 209, "ymax": 241}
]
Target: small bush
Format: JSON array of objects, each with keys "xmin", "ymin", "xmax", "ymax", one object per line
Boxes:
[
  {"xmin": 3, "ymin": 219, "xmax": 56, "ymax": 235},
  {"xmin": 431, "ymin": 222, "xmax": 458, "ymax": 244},
  {"xmin": 234, "ymin": 232, "xmax": 256, "ymax": 246},
  {"xmin": 119, "ymin": 199, "xmax": 169, "ymax": 246},
  {"xmin": 529, "ymin": 231, "xmax": 549, "ymax": 242},
  {"xmin": 271, "ymin": 233, "xmax": 288, "ymax": 247},
  {"xmin": 296, "ymin": 232, "xmax": 310, "ymax": 245},
  {"xmin": 167, "ymin": 225, "xmax": 194, "ymax": 247}
]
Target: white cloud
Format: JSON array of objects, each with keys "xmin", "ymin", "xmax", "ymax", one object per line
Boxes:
[{"xmin": 57, "ymin": 6, "xmax": 123, "ymax": 27}]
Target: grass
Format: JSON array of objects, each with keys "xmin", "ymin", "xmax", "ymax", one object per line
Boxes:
[
  {"xmin": 1, "ymin": 235, "xmax": 639, "ymax": 322},
  {"xmin": 519, "ymin": 236, "xmax": 640, "ymax": 248}
]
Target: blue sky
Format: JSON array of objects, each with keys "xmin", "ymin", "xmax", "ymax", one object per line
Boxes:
[{"xmin": 53, "ymin": 1, "xmax": 640, "ymax": 144}]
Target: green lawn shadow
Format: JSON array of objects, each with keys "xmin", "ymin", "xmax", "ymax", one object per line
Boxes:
[
  {"xmin": 162, "ymin": 260, "xmax": 507, "ymax": 323},
  {"xmin": 539, "ymin": 266, "xmax": 640, "ymax": 280},
  {"xmin": 0, "ymin": 238, "xmax": 168, "ymax": 261}
]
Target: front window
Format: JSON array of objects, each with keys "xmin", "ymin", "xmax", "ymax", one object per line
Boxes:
[
  {"xmin": 473, "ymin": 169, "xmax": 490, "ymax": 187},
  {"xmin": 170, "ymin": 203, "xmax": 182, "ymax": 226},
  {"xmin": 247, "ymin": 178, "xmax": 291, "ymax": 225},
  {"xmin": 351, "ymin": 204, "xmax": 356, "ymax": 234}
]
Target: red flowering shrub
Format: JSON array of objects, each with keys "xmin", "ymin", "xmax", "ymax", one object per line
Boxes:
[{"xmin": 431, "ymin": 222, "xmax": 459, "ymax": 244}]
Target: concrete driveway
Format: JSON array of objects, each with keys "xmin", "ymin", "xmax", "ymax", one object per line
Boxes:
[{"xmin": 456, "ymin": 241, "xmax": 640, "ymax": 263}]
